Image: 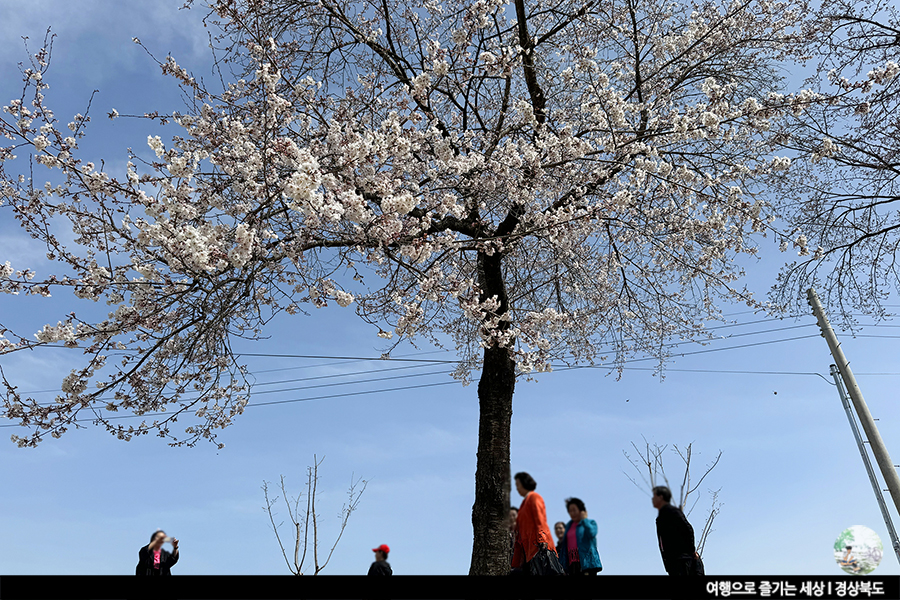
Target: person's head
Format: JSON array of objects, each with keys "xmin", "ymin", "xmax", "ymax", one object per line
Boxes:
[
  {"xmin": 508, "ymin": 506, "xmax": 518, "ymax": 530},
  {"xmin": 150, "ymin": 530, "xmax": 166, "ymax": 549},
  {"xmin": 514, "ymin": 472, "xmax": 537, "ymax": 497},
  {"xmin": 652, "ymin": 486, "xmax": 672, "ymax": 509},
  {"xmin": 566, "ymin": 497, "xmax": 586, "ymax": 521},
  {"xmin": 372, "ymin": 544, "xmax": 390, "ymax": 561},
  {"xmin": 554, "ymin": 521, "xmax": 566, "ymax": 540}
]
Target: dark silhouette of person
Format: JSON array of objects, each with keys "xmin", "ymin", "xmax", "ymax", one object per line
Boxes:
[
  {"xmin": 368, "ymin": 544, "xmax": 392, "ymax": 575},
  {"xmin": 652, "ymin": 486, "xmax": 700, "ymax": 576},
  {"xmin": 136, "ymin": 530, "xmax": 179, "ymax": 575}
]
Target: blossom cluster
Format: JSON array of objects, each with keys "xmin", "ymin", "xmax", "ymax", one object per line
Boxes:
[
  {"xmin": 33, "ymin": 321, "xmax": 76, "ymax": 344},
  {"xmin": 0, "ymin": 0, "xmax": 820, "ymax": 447}
]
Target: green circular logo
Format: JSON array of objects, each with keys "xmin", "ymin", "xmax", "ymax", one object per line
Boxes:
[{"xmin": 834, "ymin": 526, "xmax": 883, "ymax": 574}]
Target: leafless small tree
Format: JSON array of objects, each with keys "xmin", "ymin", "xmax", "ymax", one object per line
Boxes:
[
  {"xmin": 262, "ymin": 455, "xmax": 367, "ymax": 575},
  {"xmin": 623, "ymin": 438, "xmax": 723, "ymax": 557}
]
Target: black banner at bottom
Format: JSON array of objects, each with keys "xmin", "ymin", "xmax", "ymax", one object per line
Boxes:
[{"xmin": 0, "ymin": 575, "xmax": 897, "ymax": 600}]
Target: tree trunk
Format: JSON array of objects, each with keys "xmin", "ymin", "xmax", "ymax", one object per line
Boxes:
[{"xmin": 468, "ymin": 251, "xmax": 516, "ymax": 575}]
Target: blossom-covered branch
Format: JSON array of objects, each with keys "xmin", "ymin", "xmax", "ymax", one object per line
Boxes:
[{"xmin": 1, "ymin": 0, "xmax": 817, "ymax": 573}]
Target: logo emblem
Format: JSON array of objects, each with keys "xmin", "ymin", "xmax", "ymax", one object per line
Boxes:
[{"xmin": 834, "ymin": 526, "xmax": 883, "ymax": 574}]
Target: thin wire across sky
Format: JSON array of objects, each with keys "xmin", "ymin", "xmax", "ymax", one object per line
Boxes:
[{"xmin": 4, "ymin": 311, "xmax": 900, "ymax": 429}]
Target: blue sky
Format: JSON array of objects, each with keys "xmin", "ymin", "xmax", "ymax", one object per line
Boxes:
[{"xmin": 2, "ymin": 0, "xmax": 900, "ymax": 576}]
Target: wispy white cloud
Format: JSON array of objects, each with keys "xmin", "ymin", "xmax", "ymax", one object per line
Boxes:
[
  {"xmin": 0, "ymin": 1, "xmax": 213, "ymax": 86},
  {"xmin": 0, "ymin": 229, "xmax": 45, "ymax": 270}
]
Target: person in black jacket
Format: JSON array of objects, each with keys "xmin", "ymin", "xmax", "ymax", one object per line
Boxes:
[
  {"xmin": 652, "ymin": 486, "xmax": 700, "ymax": 576},
  {"xmin": 136, "ymin": 530, "xmax": 179, "ymax": 576},
  {"xmin": 368, "ymin": 544, "xmax": 392, "ymax": 575}
]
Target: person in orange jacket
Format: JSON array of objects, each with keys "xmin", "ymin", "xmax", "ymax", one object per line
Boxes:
[{"xmin": 511, "ymin": 471, "xmax": 559, "ymax": 572}]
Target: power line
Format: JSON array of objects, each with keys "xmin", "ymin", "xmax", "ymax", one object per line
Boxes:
[
  {"xmin": 14, "ymin": 355, "xmax": 452, "ymax": 395},
  {"xmin": 235, "ymin": 322, "xmax": 816, "ymax": 364},
  {"xmin": 8, "ymin": 338, "xmax": 900, "ymax": 429},
  {"xmin": 251, "ymin": 368, "xmax": 450, "ymax": 395},
  {"xmin": 9, "ymin": 324, "xmax": 807, "ymax": 399},
  {"xmin": 6, "ymin": 320, "xmax": 900, "ymax": 420},
  {"xmin": 12, "ymin": 320, "xmax": 808, "ymax": 395},
  {"xmin": 587, "ymin": 366, "xmax": 835, "ymax": 384},
  {"xmin": 850, "ymin": 372, "xmax": 900, "ymax": 376},
  {"xmin": 0, "ymin": 326, "xmax": 883, "ymax": 405},
  {"xmin": 664, "ymin": 323, "xmax": 813, "ymax": 342},
  {"xmin": 249, "ymin": 380, "xmax": 457, "ymax": 407},
  {"xmin": 234, "ymin": 353, "xmax": 459, "ymax": 363},
  {"xmin": 249, "ymin": 349, "xmax": 455, "ymax": 374},
  {"xmin": 9, "ymin": 364, "xmax": 452, "ymax": 407},
  {"xmin": 17, "ymin": 312, "xmax": 898, "ymax": 397},
  {"xmin": 252, "ymin": 363, "xmax": 439, "ymax": 387},
  {"xmin": 661, "ymin": 333, "xmax": 823, "ymax": 357},
  {"xmin": 0, "ymin": 332, "xmax": 833, "ymax": 421},
  {"xmin": 553, "ymin": 334, "xmax": 823, "ymax": 369},
  {"xmin": 0, "ymin": 380, "xmax": 461, "ymax": 428}
]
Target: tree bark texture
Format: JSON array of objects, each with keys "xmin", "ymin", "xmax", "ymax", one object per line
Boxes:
[{"xmin": 469, "ymin": 251, "xmax": 516, "ymax": 575}]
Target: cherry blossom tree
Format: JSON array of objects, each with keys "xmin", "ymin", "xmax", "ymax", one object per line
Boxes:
[
  {"xmin": 770, "ymin": 0, "xmax": 900, "ymax": 322},
  {"xmin": 1, "ymin": 0, "xmax": 816, "ymax": 573}
]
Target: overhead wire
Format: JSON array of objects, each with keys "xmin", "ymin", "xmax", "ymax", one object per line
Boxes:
[
  {"xmin": 14, "ymin": 355, "xmax": 455, "ymax": 395},
  {"xmin": 0, "ymin": 330, "xmax": 879, "ymax": 427},
  {"xmin": 10, "ymin": 315, "xmax": 813, "ymax": 396},
  {"xmin": 8, "ymin": 362, "xmax": 452, "ymax": 407},
  {"xmin": 234, "ymin": 322, "xmax": 818, "ymax": 369},
  {"xmin": 10, "ymin": 308, "xmax": 896, "ymax": 391},
  {"xmin": 9, "ymin": 320, "xmax": 812, "ymax": 398},
  {"xmin": 250, "ymin": 367, "xmax": 451, "ymax": 395},
  {"xmin": 252, "ymin": 362, "xmax": 441, "ymax": 388},
  {"xmin": 8, "ymin": 355, "xmax": 900, "ymax": 430},
  {"xmin": 250, "ymin": 349, "xmax": 455, "ymax": 374},
  {"xmin": 234, "ymin": 353, "xmax": 459, "ymax": 363},
  {"xmin": 5, "ymin": 314, "xmax": 900, "ymax": 428},
  {"xmin": 0, "ymin": 342, "xmax": 864, "ymax": 430},
  {"xmin": 0, "ymin": 381, "xmax": 462, "ymax": 428},
  {"xmin": 3, "ymin": 318, "xmax": 893, "ymax": 401},
  {"xmin": 588, "ymin": 366, "xmax": 836, "ymax": 384}
]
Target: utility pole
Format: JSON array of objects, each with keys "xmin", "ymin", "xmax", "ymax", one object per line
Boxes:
[
  {"xmin": 830, "ymin": 364, "xmax": 900, "ymax": 565},
  {"xmin": 807, "ymin": 288, "xmax": 900, "ymax": 520}
]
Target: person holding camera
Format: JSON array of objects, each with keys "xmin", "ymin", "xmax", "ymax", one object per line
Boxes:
[{"xmin": 136, "ymin": 530, "xmax": 179, "ymax": 575}]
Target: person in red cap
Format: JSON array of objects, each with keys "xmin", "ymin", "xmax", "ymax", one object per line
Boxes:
[{"xmin": 368, "ymin": 544, "xmax": 392, "ymax": 575}]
